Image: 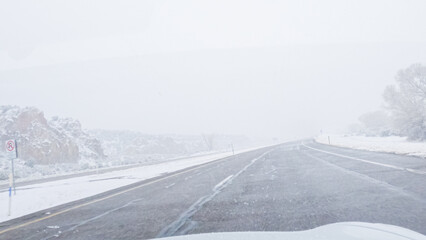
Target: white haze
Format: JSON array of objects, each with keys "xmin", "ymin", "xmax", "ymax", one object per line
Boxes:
[{"xmin": 1, "ymin": 0, "xmax": 426, "ymax": 140}]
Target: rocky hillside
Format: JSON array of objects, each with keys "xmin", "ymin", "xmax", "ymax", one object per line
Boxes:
[
  {"xmin": 0, "ymin": 106, "xmax": 105, "ymax": 165},
  {"xmin": 0, "ymin": 105, "xmax": 254, "ymax": 181}
]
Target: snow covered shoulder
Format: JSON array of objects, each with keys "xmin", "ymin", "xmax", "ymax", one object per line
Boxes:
[{"xmin": 315, "ymin": 135, "xmax": 426, "ymax": 158}]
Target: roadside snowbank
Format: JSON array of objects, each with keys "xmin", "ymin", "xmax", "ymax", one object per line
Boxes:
[
  {"xmin": 0, "ymin": 149, "xmax": 229, "ymax": 186},
  {"xmin": 315, "ymin": 135, "xmax": 426, "ymax": 158},
  {"xmin": 0, "ymin": 146, "xmax": 269, "ymax": 223}
]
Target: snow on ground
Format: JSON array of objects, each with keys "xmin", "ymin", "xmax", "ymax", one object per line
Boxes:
[
  {"xmin": 0, "ymin": 146, "xmax": 269, "ymax": 223},
  {"xmin": 0, "ymin": 149, "xmax": 230, "ymax": 186},
  {"xmin": 315, "ymin": 135, "xmax": 426, "ymax": 158}
]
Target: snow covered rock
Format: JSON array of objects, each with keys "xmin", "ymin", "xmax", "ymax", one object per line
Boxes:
[{"xmin": 0, "ymin": 106, "xmax": 104, "ymax": 165}]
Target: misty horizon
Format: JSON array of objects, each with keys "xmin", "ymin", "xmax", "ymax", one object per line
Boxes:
[{"xmin": 1, "ymin": 0, "xmax": 426, "ymax": 140}]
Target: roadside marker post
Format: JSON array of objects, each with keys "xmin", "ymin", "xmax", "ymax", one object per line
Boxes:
[{"xmin": 231, "ymin": 144, "xmax": 237, "ymax": 161}]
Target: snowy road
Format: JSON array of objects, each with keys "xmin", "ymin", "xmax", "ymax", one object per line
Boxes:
[{"xmin": 0, "ymin": 141, "xmax": 425, "ymax": 239}]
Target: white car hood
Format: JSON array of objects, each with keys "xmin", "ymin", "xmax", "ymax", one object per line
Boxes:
[{"xmin": 158, "ymin": 222, "xmax": 426, "ymax": 240}]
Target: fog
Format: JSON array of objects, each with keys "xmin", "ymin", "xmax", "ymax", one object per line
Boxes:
[{"xmin": 1, "ymin": 0, "xmax": 426, "ymax": 140}]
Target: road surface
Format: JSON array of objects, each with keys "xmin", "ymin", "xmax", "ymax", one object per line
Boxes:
[{"xmin": 0, "ymin": 140, "xmax": 425, "ymax": 239}]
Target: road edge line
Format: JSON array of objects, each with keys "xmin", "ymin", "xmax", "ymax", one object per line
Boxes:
[{"xmin": 301, "ymin": 142, "xmax": 426, "ymax": 176}]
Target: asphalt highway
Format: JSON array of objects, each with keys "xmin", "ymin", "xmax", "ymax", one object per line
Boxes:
[{"xmin": 0, "ymin": 140, "xmax": 425, "ymax": 239}]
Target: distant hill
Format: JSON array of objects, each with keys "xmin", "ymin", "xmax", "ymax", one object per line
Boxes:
[{"xmin": 89, "ymin": 130, "xmax": 252, "ymax": 164}]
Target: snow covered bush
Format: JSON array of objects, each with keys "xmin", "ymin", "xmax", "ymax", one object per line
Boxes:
[{"xmin": 358, "ymin": 110, "xmax": 392, "ymax": 137}]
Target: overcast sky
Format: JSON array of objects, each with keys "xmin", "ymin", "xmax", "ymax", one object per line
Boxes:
[{"xmin": 1, "ymin": 0, "xmax": 426, "ymax": 140}]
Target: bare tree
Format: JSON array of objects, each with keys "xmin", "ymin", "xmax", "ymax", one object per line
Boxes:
[
  {"xmin": 202, "ymin": 134, "xmax": 215, "ymax": 151},
  {"xmin": 383, "ymin": 64, "xmax": 426, "ymax": 141}
]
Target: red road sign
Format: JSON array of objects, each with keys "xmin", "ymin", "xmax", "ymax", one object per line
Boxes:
[{"xmin": 6, "ymin": 140, "xmax": 15, "ymax": 152}]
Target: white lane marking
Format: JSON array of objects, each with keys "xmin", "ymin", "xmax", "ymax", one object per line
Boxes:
[
  {"xmin": 46, "ymin": 226, "xmax": 59, "ymax": 229},
  {"xmin": 165, "ymin": 183, "xmax": 176, "ymax": 189},
  {"xmin": 302, "ymin": 151, "xmax": 426, "ymax": 203},
  {"xmin": 213, "ymin": 175, "xmax": 233, "ymax": 191},
  {"xmin": 157, "ymin": 149, "xmax": 275, "ymax": 238},
  {"xmin": 302, "ymin": 143, "xmax": 426, "ymax": 176},
  {"xmin": 265, "ymin": 168, "xmax": 276, "ymax": 175}
]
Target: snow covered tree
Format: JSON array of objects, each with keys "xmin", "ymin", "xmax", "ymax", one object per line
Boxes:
[{"xmin": 383, "ymin": 64, "xmax": 426, "ymax": 141}]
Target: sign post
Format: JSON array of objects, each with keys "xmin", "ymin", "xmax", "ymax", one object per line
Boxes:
[
  {"xmin": 8, "ymin": 174, "xmax": 12, "ymax": 216},
  {"xmin": 5, "ymin": 140, "xmax": 17, "ymax": 195}
]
